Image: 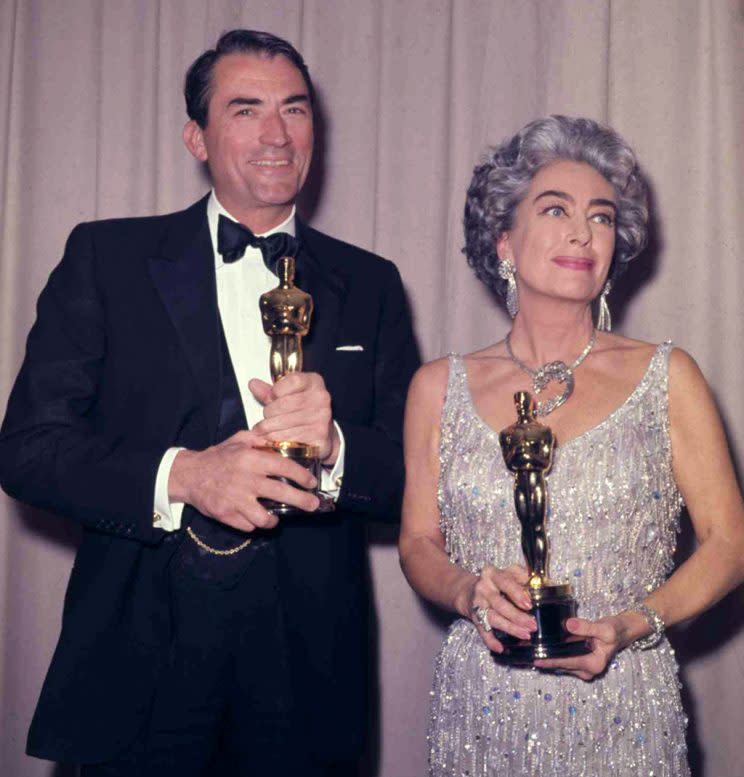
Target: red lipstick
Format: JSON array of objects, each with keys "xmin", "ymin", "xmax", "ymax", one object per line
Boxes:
[{"xmin": 552, "ymin": 256, "xmax": 594, "ymax": 271}]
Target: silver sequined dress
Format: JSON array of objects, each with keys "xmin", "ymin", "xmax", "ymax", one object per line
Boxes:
[{"xmin": 430, "ymin": 343, "xmax": 689, "ymax": 776}]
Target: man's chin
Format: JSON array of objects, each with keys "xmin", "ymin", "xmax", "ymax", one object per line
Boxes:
[{"xmin": 253, "ymin": 187, "xmax": 302, "ymax": 209}]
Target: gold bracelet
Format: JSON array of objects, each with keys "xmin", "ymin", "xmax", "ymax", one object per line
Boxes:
[{"xmin": 186, "ymin": 526, "xmax": 252, "ymax": 556}]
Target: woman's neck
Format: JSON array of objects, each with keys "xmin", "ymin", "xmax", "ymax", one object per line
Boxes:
[{"xmin": 507, "ymin": 301, "xmax": 595, "ymax": 367}]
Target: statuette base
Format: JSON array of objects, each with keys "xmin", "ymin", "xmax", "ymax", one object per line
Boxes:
[
  {"xmin": 258, "ymin": 440, "xmax": 335, "ymax": 516},
  {"xmin": 497, "ymin": 582, "xmax": 591, "ymax": 664}
]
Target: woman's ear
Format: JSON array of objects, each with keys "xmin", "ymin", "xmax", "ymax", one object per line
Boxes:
[{"xmin": 496, "ymin": 231, "xmax": 511, "ymax": 263}]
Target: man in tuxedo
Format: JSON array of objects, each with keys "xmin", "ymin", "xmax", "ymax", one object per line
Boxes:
[{"xmin": 0, "ymin": 29, "xmax": 419, "ymax": 776}]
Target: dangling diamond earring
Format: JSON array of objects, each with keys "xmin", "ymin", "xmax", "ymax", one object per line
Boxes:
[
  {"xmin": 498, "ymin": 259, "xmax": 519, "ymax": 318},
  {"xmin": 597, "ymin": 281, "xmax": 612, "ymax": 332}
]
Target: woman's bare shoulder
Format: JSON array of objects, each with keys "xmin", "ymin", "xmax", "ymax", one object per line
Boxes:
[
  {"xmin": 461, "ymin": 342, "xmax": 509, "ymax": 377},
  {"xmin": 462, "ymin": 342, "xmax": 505, "ymax": 362},
  {"xmin": 598, "ymin": 332, "xmax": 656, "ymax": 355},
  {"xmin": 596, "ymin": 335, "xmax": 708, "ymax": 408},
  {"xmin": 413, "ymin": 355, "xmax": 450, "ymax": 383},
  {"xmin": 602, "ymin": 334, "xmax": 700, "ymax": 375},
  {"xmin": 408, "ymin": 357, "xmax": 451, "ymax": 409},
  {"xmin": 667, "ymin": 345, "xmax": 708, "ymax": 401},
  {"xmin": 596, "ymin": 333, "xmax": 666, "ymax": 373}
]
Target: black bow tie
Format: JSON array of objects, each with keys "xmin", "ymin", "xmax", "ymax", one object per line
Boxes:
[{"xmin": 217, "ymin": 214, "xmax": 301, "ymax": 275}]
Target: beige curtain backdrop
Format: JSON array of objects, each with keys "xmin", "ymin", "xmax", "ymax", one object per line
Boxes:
[{"xmin": 1, "ymin": 1, "xmax": 743, "ymax": 775}]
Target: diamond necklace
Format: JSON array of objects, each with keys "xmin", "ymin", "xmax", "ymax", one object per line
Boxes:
[{"xmin": 504, "ymin": 329, "xmax": 597, "ymax": 417}]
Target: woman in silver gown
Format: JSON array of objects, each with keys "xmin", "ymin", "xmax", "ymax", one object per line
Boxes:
[{"xmin": 399, "ymin": 116, "xmax": 744, "ymax": 776}]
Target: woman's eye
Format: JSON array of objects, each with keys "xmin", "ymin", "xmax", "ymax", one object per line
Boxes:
[
  {"xmin": 591, "ymin": 212, "xmax": 615, "ymax": 226},
  {"xmin": 543, "ymin": 205, "xmax": 566, "ymax": 217}
]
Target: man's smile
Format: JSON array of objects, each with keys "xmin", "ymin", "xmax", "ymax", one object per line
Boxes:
[{"xmin": 249, "ymin": 159, "xmax": 292, "ymax": 167}]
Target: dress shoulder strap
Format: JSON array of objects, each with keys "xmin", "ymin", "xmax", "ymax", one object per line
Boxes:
[
  {"xmin": 442, "ymin": 353, "xmax": 470, "ymax": 419},
  {"xmin": 439, "ymin": 354, "xmax": 470, "ymax": 467},
  {"xmin": 642, "ymin": 340, "xmax": 674, "ymax": 398},
  {"xmin": 445, "ymin": 352, "xmax": 465, "ymax": 388}
]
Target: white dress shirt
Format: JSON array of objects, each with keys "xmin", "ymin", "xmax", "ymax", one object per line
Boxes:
[{"xmin": 153, "ymin": 192, "xmax": 345, "ymax": 530}]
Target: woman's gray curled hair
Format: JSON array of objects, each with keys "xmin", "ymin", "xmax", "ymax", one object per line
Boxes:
[{"xmin": 464, "ymin": 115, "xmax": 649, "ymax": 297}]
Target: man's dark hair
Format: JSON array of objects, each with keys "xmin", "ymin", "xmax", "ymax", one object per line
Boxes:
[{"xmin": 184, "ymin": 29, "xmax": 315, "ymax": 128}]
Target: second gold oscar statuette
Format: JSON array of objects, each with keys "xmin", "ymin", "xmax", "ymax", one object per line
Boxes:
[{"xmin": 497, "ymin": 391, "xmax": 590, "ymax": 662}]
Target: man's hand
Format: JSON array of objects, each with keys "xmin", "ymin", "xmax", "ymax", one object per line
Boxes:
[
  {"xmin": 250, "ymin": 373, "xmax": 340, "ymax": 465},
  {"xmin": 169, "ymin": 431, "xmax": 320, "ymax": 532}
]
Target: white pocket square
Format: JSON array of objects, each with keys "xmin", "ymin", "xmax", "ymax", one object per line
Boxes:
[{"xmin": 336, "ymin": 345, "xmax": 364, "ymax": 352}]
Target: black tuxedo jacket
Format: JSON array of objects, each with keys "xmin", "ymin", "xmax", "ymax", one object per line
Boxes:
[{"xmin": 0, "ymin": 195, "xmax": 419, "ymax": 764}]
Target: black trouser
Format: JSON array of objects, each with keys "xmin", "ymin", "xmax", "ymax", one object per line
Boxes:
[{"xmin": 80, "ymin": 542, "xmax": 354, "ymax": 777}]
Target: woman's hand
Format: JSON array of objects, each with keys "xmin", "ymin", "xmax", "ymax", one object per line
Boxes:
[
  {"xmin": 456, "ymin": 564, "xmax": 537, "ymax": 653},
  {"xmin": 533, "ymin": 613, "xmax": 635, "ymax": 680}
]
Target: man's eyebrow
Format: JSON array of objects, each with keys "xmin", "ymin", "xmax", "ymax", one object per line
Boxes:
[
  {"xmin": 225, "ymin": 94, "xmax": 310, "ymax": 109},
  {"xmin": 283, "ymin": 94, "xmax": 310, "ymax": 106},
  {"xmin": 226, "ymin": 97, "xmax": 262, "ymax": 108}
]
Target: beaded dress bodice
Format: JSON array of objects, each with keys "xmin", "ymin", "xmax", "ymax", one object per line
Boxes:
[
  {"xmin": 439, "ymin": 343, "xmax": 683, "ymax": 620},
  {"xmin": 429, "ymin": 343, "xmax": 690, "ymax": 777}
]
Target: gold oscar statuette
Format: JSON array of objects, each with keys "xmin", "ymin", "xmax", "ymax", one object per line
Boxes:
[
  {"xmin": 498, "ymin": 391, "xmax": 590, "ymax": 662},
  {"xmin": 258, "ymin": 255, "xmax": 333, "ymax": 515}
]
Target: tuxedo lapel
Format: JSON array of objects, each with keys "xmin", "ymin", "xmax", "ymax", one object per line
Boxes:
[
  {"xmin": 148, "ymin": 196, "xmax": 222, "ymax": 442},
  {"xmin": 146, "ymin": 209, "xmax": 345, "ymax": 440},
  {"xmin": 295, "ymin": 221, "xmax": 346, "ymax": 378}
]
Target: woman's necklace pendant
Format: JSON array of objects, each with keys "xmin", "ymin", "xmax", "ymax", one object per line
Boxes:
[
  {"xmin": 532, "ymin": 361, "xmax": 574, "ymax": 416},
  {"xmin": 505, "ymin": 329, "xmax": 596, "ymax": 417}
]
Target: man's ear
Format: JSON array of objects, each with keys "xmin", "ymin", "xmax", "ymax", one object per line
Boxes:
[{"xmin": 183, "ymin": 120, "xmax": 208, "ymax": 162}]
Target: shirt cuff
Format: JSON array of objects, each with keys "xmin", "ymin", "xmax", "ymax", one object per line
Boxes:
[
  {"xmin": 152, "ymin": 447, "xmax": 185, "ymax": 531},
  {"xmin": 320, "ymin": 421, "xmax": 345, "ymax": 500}
]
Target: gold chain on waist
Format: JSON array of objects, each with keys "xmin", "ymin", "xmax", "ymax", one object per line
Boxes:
[{"xmin": 186, "ymin": 525, "xmax": 253, "ymax": 556}]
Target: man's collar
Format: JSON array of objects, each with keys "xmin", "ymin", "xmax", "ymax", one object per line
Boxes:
[{"xmin": 207, "ymin": 190, "xmax": 296, "ymax": 267}]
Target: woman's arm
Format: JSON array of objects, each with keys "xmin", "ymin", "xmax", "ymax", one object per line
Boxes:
[
  {"xmin": 398, "ymin": 360, "xmax": 535, "ymax": 652},
  {"xmin": 537, "ymin": 347, "xmax": 744, "ymax": 678},
  {"xmin": 642, "ymin": 348, "xmax": 744, "ymax": 624}
]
